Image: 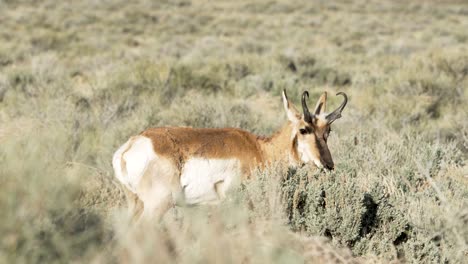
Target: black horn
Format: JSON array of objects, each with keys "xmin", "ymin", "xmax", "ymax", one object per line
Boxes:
[
  {"xmin": 326, "ymin": 92, "xmax": 348, "ymax": 123},
  {"xmin": 302, "ymin": 91, "xmax": 313, "ymax": 123}
]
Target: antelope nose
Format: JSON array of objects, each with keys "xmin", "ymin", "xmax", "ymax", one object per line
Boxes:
[{"xmin": 325, "ymin": 164, "xmax": 334, "ymax": 170}]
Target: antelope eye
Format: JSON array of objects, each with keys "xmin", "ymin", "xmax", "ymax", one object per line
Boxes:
[{"xmin": 299, "ymin": 128, "xmax": 307, "ymax": 135}]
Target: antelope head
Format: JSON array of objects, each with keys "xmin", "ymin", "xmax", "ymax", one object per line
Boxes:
[{"xmin": 282, "ymin": 90, "xmax": 348, "ymax": 170}]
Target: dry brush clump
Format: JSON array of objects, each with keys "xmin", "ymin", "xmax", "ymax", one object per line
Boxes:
[
  {"xmin": 105, "ymin": 163, "xmax": 373, "ymax": 264},
  {"xmin": 282, "ymin": 132, "xmax": 467, "ymax": 263},
  {"xmin": 0, "ymin": 121, "xmax": 110, "ymax": 263}
]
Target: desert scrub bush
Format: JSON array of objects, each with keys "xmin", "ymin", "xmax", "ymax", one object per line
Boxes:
[
  {"xmin": 0, "ymin": 74, "xmax": 9, "ymax": 103},
  {"xmin": 163, "ymin": 64, "xmax": 229, "ymax": 99},
  {"xmin": 109, "ymin": 171, "xmax": 362, "ymax": 264},
  {"xmin": 0, "ymin": 120, "xmax": 113, "ymax": 263},
  {"xmin": 281, "ymin": 129, "xmax": 467, "ymax": 263},
  {"xmin": 389, "ymin": 55, "xmax": 466, "ymax": 122},
  {"xmin": 150, "ymin": 91, "xmax": 276, "ymax": 135}
]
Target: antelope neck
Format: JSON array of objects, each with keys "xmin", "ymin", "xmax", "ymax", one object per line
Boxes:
[{"xmin": 258, "ymin": 123, "xmax": 295, "ymax": 164}]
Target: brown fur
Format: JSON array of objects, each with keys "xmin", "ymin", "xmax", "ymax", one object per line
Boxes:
[
  {"xmin": 121, "ymin": 125, "xmax": 300, "ymax": 221},
  {"xmin": 140, "ymin": 124, "xmax": 299, "ymax": 179}
]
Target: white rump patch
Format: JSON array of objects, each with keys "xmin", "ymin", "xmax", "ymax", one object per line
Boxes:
[
  {"xmin": 180, "ymin": 158, "xmax": 241, "ymax": 205},
  {"xmin": 112, "ymin": 136, "xmax": 157, "ymax": 193}
]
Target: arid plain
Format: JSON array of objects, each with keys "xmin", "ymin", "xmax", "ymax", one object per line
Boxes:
[{"xmin": 0, "ymin": 0, "xmax": 467, "ymax": 263}]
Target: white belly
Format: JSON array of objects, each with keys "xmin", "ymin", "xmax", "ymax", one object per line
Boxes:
[{"xmin": 180, "ymin": 158, "xmax": 241, "ymax": 205}]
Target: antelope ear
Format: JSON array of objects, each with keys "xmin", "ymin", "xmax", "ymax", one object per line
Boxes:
[
  {"xmin": 314, "ymin": 92, "xmax": 327, "ymax": 115},
  {"xmin": 282, "ymin": 90, "xmax": 301, "ymax": 123}
]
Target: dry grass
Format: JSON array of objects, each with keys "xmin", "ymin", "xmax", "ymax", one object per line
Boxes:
[{"xmin": 0, "ymin": 0, "xmax": 467, "ymax": 263}]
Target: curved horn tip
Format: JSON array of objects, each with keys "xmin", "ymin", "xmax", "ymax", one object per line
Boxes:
[
  {"xmin": 336, "ymin": 92, "xmax": 348, "ymax": 99},
  {"xmin": 325, "ymin": 92, "xmax": 348, "ymax": 123},
  {"xmin": 301, "ymin": 90, "xmax": 312, "ymax": 122},
  {"xmin": 335, "ymin": 92, "xmax": 348, "ymax": 106}
]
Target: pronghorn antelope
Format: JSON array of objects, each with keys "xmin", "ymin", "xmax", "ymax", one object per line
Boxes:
[{"xmin": 112, "ymin": 90, "xmax": 347, "ymax": 220}]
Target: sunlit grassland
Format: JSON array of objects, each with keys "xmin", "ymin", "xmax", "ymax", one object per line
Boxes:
[{"xmin": 0, "ymin": 0, "xmax": 467, "ymax": 263}]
